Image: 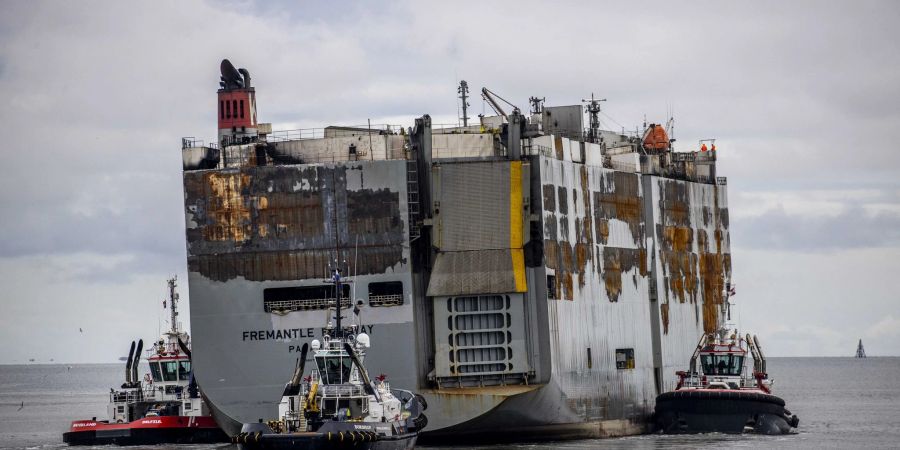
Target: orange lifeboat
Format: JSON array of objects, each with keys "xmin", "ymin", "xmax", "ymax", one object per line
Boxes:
[{"xmin": 642, "ymin": 124, "xmax": 670, "ymax": 151}]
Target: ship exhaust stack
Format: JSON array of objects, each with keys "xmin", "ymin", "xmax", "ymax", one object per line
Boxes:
[
  {"xmin": 177, "ymin": 338, "xmax": 192, "ymax": 358},
  {"xmin": 283, "ymin": 343, "xmax": 309, "ymax": 396},
  {"xmin": 217, "ymin": 58, "xmax": 258, "ymax": 148},
  {"xmin": 131, "ymin": 339, "xmax": 143, "ymax": 386},
  {"xmin": 343, "ymin": 342, "xmax": 381, "ymax": 402},
  {"xmin": 124, "ymin": 341, "xmax": 135, "ymax": 385}
]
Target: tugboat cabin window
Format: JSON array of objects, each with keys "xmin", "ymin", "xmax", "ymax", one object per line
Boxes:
[
  {"xmin": 701, "ymin": 354, "xmax": 744, "ymax": 376},
  {"xmin": 316, "ymin": 355, "xmax": 352, "ymax": 384},
  {"xmin": 162, "ymin": 361, "xmax": 179, "ymax": 382},
  {"xmin": 149, "ymin": 362, "xmax": 163, "ymax": 382},
  {"xmin": 178, "ymin": 361, "xmax": 191, "ymax": 380}
]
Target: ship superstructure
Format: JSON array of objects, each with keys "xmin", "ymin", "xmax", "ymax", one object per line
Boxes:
[{"xmin": 181, "ymin": 60, "xmax": 732, "ymax": 441}]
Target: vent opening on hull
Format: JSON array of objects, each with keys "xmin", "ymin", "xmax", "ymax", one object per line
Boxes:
[
  {"xmin": 432, "ymin": 293, "xmax": 532, "ymax": 388},
  {"xmin": 263, "ymin": 285, "xmax": 351, "ymax": 313},
  {"xmin": 367, "ymin": 281, "xmax": 404, "ymax": 307}
]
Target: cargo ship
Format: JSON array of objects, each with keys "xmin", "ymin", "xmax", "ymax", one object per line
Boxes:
[{"xmin": 180, "ymin": 59, "xmax": 732, "ymax": 442}]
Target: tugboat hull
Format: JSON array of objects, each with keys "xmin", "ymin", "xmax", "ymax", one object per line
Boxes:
[
  {"xmin": 654, "ymin": 390, "xmax": 798, "ymax": 435},
  {"xmin": 234, "ymin": 423, "xmax": 416, "ymax": 450},
  {"xmin": 63, "ymin": 416, "xmax": 228, "ymax": 446},
  {"xmin": 234, "ymin": 433, "xmax": 417, "ymax": 450}
]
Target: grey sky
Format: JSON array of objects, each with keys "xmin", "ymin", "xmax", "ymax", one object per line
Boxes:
[{"xmin": 1, "ymin": 0, "xmax": 898, "ymax": 362}]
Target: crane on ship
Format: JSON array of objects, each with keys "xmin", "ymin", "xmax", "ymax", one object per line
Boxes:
[{"xmin": 481, "ymin": 87, "xmax": 520, "ymax": 120}]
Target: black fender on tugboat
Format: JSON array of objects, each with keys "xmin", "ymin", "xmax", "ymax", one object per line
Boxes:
[
  {"xmin": 414, "ymin": 393, "xmax": 428, "ymax": 411},
  {"xmin": 413, "ymin": 413, "xmax": 428, "ymax": 431},
  {"xmin": 654, "ymin": 390, "xmax": 796, "ymax": 434}
]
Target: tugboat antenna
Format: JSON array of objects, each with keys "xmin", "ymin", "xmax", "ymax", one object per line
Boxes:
[{"xmin": 167, "ymin": 276, "xmax": 179, "ymax": 334}]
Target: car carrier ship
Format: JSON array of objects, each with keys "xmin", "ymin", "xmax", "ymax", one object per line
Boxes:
[{"xmin": 180, "ymin": 59, "xmax": 732, "ymax": 442}]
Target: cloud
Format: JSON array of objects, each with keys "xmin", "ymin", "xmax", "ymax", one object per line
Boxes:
[
  {"xmin": 734, "ymin": 246, "xmax": 900, "ymax": 356},
  {"xmin": 732, "ymin": 203, "xmax": 900, "ymax": 252},
  {"xmin": 865, "ymin": 316, "xmax": 900, "ymax": 341}
]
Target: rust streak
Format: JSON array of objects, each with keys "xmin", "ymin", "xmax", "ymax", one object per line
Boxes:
[{"xmin": 660, "ymin": 303, "xmax": 670, "ymax": 334}]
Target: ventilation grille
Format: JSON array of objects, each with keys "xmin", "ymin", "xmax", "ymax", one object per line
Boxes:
[{"xmin": 433, "ymin": 294, "xmax": 530, "ymax": 383}]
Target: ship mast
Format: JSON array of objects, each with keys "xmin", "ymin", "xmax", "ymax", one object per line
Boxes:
[
  {"xmin": 328, "ymin": 172, "xmax": 351, "ymax": 339},
  {"xmin": 458, "ymin": 80, "xmax": 470, "ymax": 127},
  {"xmin": 856, "ymin": 339, "xmax": 866, "ymax": 358},
  {"xmin": 581, "ymin": 93, "xmax": 606, "ymax": 143},
  {"xmin": 167, "ymin": 276, "xmax": 179, "ymax": 335}
]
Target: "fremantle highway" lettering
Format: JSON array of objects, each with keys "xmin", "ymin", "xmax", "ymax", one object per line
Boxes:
[{"xmin": 242, "ymin": 325, "xmax": 375, "ymax": 342}]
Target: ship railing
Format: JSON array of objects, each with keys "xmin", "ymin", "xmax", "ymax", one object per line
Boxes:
[
  {"xmin": 110, "ymin": 388, "xmax": 146, "ymax": 404},
  {"xmin": 152, "ymin": 341, "xmax": 186, "ymax": 356},
  {"xmin": 431, "ymin": 122, "xmax": 496, "ymax": 129},
  {"xmin": 136, "ymin": 384, "xmax": 187, "ymax": 401},
  {"xmin": 368, "ymin": 294, "xmax": 404, "ymax": 308},
  {"xmin": 679, "ymin": 372, "xmax": 704, "ymax": 388},
  {"xmin": 266, "ymin": 124, "xmax": 404, "ymax": 143},
  {"xmin": 182, "ymin": 137, "xmax": 218, "ymax": 150},
  {"xmin": 268, "ymin": 150, "xmax": 410, "ymax": 164},
  {"xmin": 431, "ymin": 147, "xmax": 506, "ymax": 159},
  {"xmin": 264, "ymin": 297, "xmax": 352, "ymax": 314},
  {"xmin": 523, "ymin": 143, "xmax": 554, "ymax": 158},
  {"xmin": 319, "ymin": 384, "xmax": 367, "ymax": 398}
]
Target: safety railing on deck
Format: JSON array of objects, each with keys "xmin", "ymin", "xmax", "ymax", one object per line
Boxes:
[
  {"xmin": 265, "ymin": 298, "xmax": 352, "ymax": 314},
  {"xmin": 266, "ymin": 151, "xmax": 409, "ymax": 164},
  {"xmin": 109, "ymin": 386, "xmax": 180, "ymax": 404},
  {"xmin": 319, "ymin": 384, "xmax": 367, "ymax": 398},
  {"xmin": 267, "ymin": 124, "xmax": 403, "ymax": 142},
  {"xmin": 368, "ymin": 294, "xmax": 403, "ymax": 308},
  {"xmin": 182, "ymin": 137, "xmax": 218, "ymax": 149},
  {"xmin": 523, "ymin": 143, "xmax": 554, "ymax": 157}
]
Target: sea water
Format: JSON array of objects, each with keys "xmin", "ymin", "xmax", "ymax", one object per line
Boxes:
[{"xmin": 1, "ymin": 357, "xmax": 898, "ymax": 449}]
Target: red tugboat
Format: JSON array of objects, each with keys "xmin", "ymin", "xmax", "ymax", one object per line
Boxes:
[
  {"xmin": 63, "ymin": 277, "xmax": 228, "ymax": 445},
  {"xmin": 654, "ymin": 328, "xmax": 799, "ymax": 434}
]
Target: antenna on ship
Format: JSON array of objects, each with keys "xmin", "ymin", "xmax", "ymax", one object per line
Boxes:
[
  {"xmin": 529, "ymin": 96, "xmax": 545, "ymax": 115},
  {"xmin": 458, "ymin": 80, "xmax": 470, "ymax": 127},
  {"xmin": 856, "ymin": 339, "xmax": 867, "ymax": 358},
  {"xmin": 166, "ymin": 276, "xmax": 179, "ymax": 334},
  {"xmin": 581, "ymin": 93, "xmax": 606, "ymax": 143},
  {"xmin": 326, "ymin": 170, "xmax": 352, "ymax": 339}
]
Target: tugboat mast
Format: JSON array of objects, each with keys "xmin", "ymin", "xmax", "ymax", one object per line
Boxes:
[
  {"xmin": 167, "ymin": 276, "xmax": 180, "ymax": 334},
  {"xmin": 331, "ymin": 268, "xmax": 345, "ymax": 338}
]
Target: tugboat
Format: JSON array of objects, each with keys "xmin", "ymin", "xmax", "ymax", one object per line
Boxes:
[
  {"xmin": 233, "ymin": 267, "xmax": 427, "ymax": 449},
  {"xmin": 654, "ymin": 328, "xmax": 799, "ymax": 434},
  {"xmin": 63, "ymin": 277, "xmax": 228, "ymax": 445}
]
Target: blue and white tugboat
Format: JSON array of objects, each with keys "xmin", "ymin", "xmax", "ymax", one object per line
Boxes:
[
  {"xmin": 234, "ymin": 267, "xmax": 427, "ymax": 449},
  {"xmin": 654, "ymin": 328, "xmax": 799, "ymax": 434}
]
